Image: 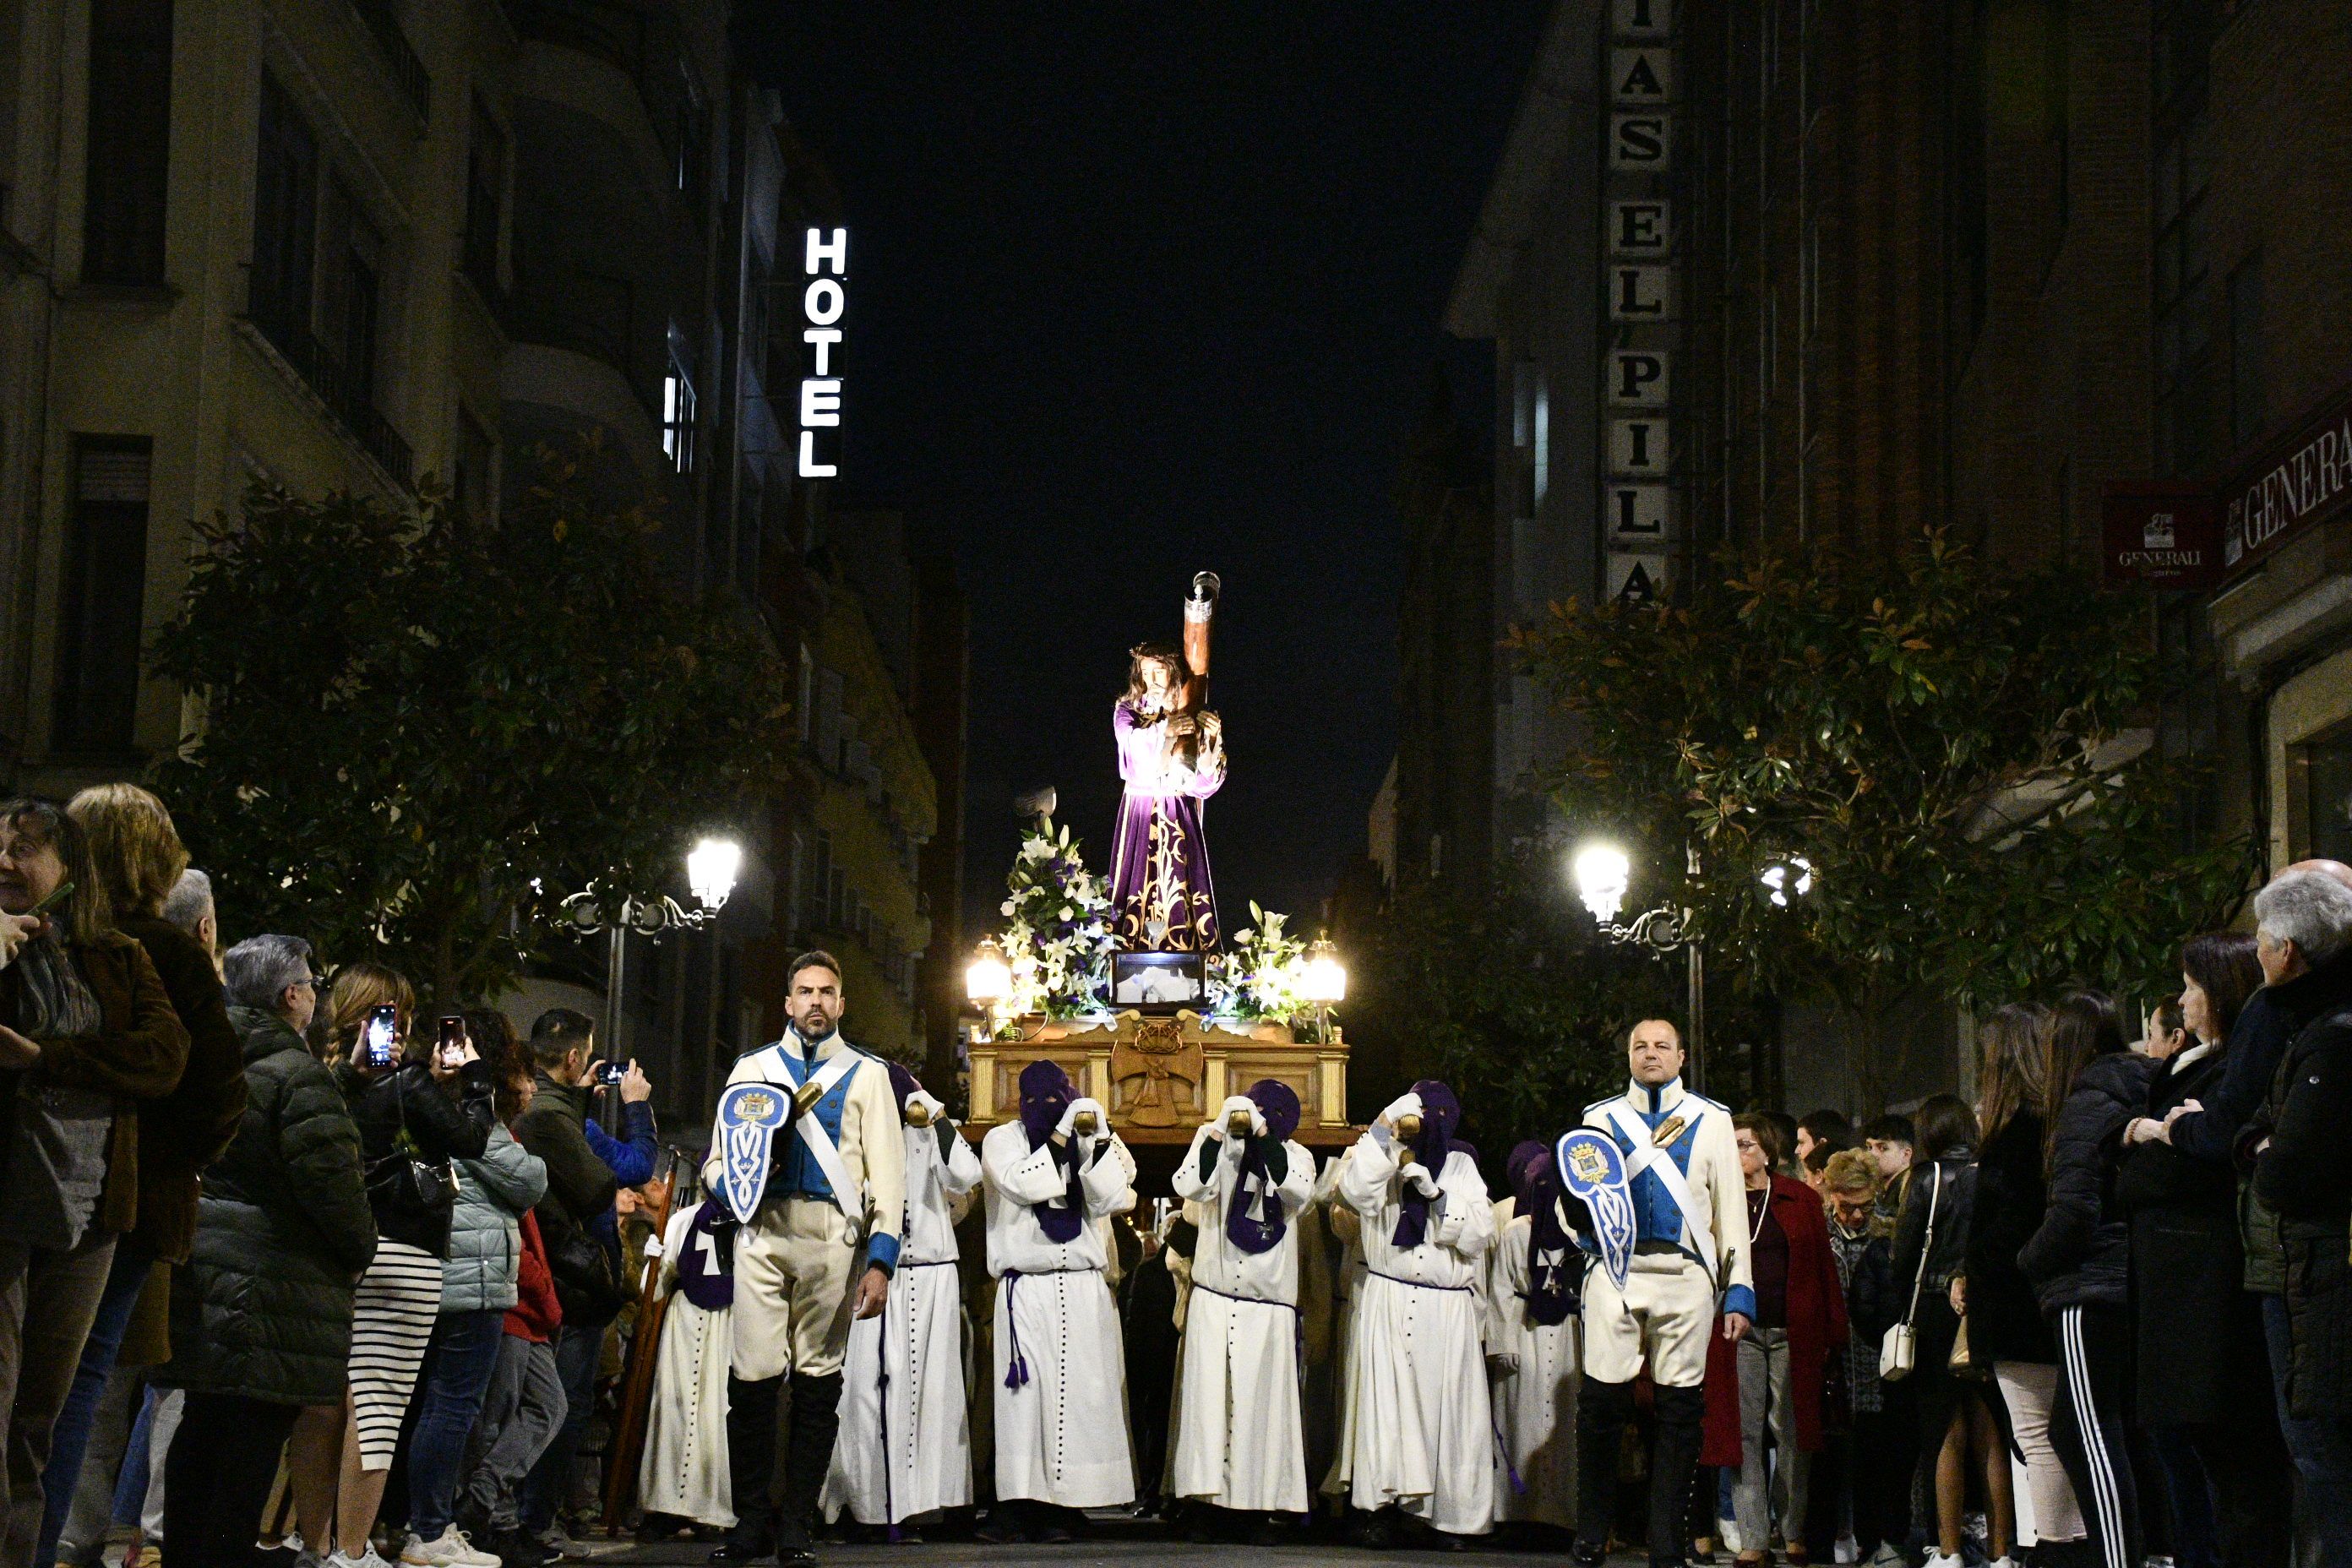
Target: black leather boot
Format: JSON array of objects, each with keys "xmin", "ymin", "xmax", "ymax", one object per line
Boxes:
[
  {"xmin": 710, "ymin": 1373, "xmax": 781, "ymax": 1564},
  {"xmin": 1576, "ymin": 1374, "xmax": 1635, "ymax": 1562},
  {"xmin": 1648, "ymin": 1383, "xmax": 1707, "ymax": 1568},
  {"xmin": 773, "ymin": 1370, "xmax": 844, "ymax": 1568}
]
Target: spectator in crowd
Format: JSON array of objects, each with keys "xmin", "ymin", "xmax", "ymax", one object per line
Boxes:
[
  {"xmin": 2022, "ymin": 993, "xmax": 2162, "ymax": 1568},
  {"xmin": 1861, "ymin": 1114, "xmax": 1914, "ymax": 1225},
  {"xmin": 460, "ymin": 1044, "xmax": 568, "ymax": 1568},
  {"xmin": 159, "ymin": 870, "xmax": 218, "ymax": 972},
  {"xmin": 1959, "ymin": 1002, "xmax": 2083, "ymax": 1563},
  {"xmin": 158, "ymin": 934, "xmax": 373, "ymax": 1568},
  {"xmin": 1895, "ymin": 1094, "xmax": 2010, "ymax": 1568},
  {"xmin": 2250, "ymin": 867, "xmax": 2352, "ymax": 1568},
  {"xmin": 1762, "ymin": 1110, "xmax": 1802, "ymax": 1180},
  {"xmin": 1794, "ymin": 1110, "xmax": 1855, "ymax": 1170},
  {"xmin": 513, "ymin": 1009, "xmax": 651, "ymax": 1556},
  {"xmin": 0, "ymin": 798, "xmax": 188, "ymax": 1566},
  {"xmin": 2120, "ymin": 935, "xmax": 2291, "ymax": 1568},
  {"xmin": 41, "ymin": 791, "xmax": 247, "ymax": 1568},
  {"xmin": 1812, "ymin": 1149, "xmax": 1903, "ymax": 1568},
  {"xmin": 2170, "ymin": 860, "xmax": 2352, "ymax": 1568},
  {"xmin": 1704, "ymin": 1113, "xmax": 1847, "ymax": 1567},
  {"xmin": 403, "ymin": 1010, "xmax": 547, "ymax": 1566},
  {"xmin": 288, "ymin": 966, "xmax": 493, "ymax": 1568},
  {"xmin": 2140, "ymin": 999, "xmax": 2186, "ymax": 1059}
]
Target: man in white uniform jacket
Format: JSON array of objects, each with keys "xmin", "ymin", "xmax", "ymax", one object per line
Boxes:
[
  {"xmin": 1335, "ymin": 1077, "xmax": 1496, "ymax": 1542},
  {"xmin": 702, "ymin": 951, "xmax": 906, "ymax": 1568},
  {"xmin": 1169, "ymin": 1078, "xmax": 1315, "ymax": 1527},
  {"xmin": 980, "ymin": 1059, "xmax": 1137, "ymax": 1540},
  {"xmin": 824, "ymin": 1061, "xmax": 983, "ymax": 1530},
  {"xmin": 1568, "ymin": 1018, "xmax": 1752, "ymax": 1568},
  {"xmin": 1487, "ymin": 1139, "xmax": 1584, "ymax": 1532}
]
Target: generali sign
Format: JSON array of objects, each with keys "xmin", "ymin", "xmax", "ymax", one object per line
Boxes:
[
  {"xmin": 2222, "ymin": 382, "xmax": 2352, "ymax": 575},
  {"xmin": 2104, "ymin": 485, "xmax": 2220, "ymax": 589}
]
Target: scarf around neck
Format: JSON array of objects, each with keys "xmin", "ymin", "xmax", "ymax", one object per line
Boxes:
[
  {"xmin": 1016, "ymin": 1059, "xmax": 1087, "ymax": 1243},
  {"xmin": 1200, "ymin": 1078, "xmax": 1300, "ymax": 1255}
]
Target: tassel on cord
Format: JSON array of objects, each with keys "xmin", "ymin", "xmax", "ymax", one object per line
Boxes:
[{"xmin": 1001, "ymin": 1273, "xmax": 1032, "ymax": 1390}]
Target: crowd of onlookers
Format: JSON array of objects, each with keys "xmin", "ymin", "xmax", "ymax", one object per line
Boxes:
[
  {"xmin": 0, "ymin": 787, "xmax": 659, "ymax": 1568},
  {"xmin": 1701, "ymin": 858, "xmax": 2352, "ymax": 1568}
]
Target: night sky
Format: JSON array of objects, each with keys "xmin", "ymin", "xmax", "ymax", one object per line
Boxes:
[{"xmin": 760, "ymin": 6, "xmax": 1549, "ymax": 936}]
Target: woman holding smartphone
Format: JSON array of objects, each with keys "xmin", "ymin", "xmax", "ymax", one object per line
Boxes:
[{"xmin": 287, "ymin": 966, "xmax": 494, "ymax": 1568}]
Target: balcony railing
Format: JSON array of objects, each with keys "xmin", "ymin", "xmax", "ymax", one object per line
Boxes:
[
  {"xmin": 247, "ymin": 291, "xmax": 415, "ymax": 486},
  {"xmin": 349, "ymin": 0, "xmax": 430, "ymax": 122},
  {"xmin": 507, "ymin": 0, "xmax": 682, "ymax": 160}
]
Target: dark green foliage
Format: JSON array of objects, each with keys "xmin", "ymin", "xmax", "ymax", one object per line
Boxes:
[{"xmin": 148, "ymin": 442, "xmax": 794, "ymax": 1008}]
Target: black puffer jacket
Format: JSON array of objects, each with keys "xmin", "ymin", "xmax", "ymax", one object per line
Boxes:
[
  {"xmin": 335, "ymin": 1057, "xmax": 495, "ymax": 1255},
  {"xmin": 161, "ymin": 1006, "xmax": 377, "ymax": 1406},
  {"xmin": 1891, "ymin": 1149, "xmax": 1974, "ymax": 1293},
  {"xmin": 2252, "ymin": 965, "xmax": 2352, "ymax": 1419},
  {"xmin": 2020, "ymin": 1050, "xmax": 2159, "ymax": 1313},
  {"xmin": 1965, "ymin": 1110, "xmax": 2057, "ymax": 1362}
]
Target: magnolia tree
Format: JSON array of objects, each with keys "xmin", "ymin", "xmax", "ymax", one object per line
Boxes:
[
  {"xmin": 149, "ymin": 442, "xmax": 796, "ymax": 1007},
  {"xmin": 1511, "ymin": 530, "xmax": 2254, "ymax": 1012}
]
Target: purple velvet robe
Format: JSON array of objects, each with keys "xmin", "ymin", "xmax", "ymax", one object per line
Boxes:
[{"xmin": 1109, "ymin": 699, "xmax": 1224, "ymax": 952}]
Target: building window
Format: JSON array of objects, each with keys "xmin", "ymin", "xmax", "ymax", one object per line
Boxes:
[
  {"xmin": 251, "ymin": 73, "xmax": 318, "ymax": 341},
  {"xmin": 2151, "ymin": 0, "xmax": 2217, "ymax": 479},
  {"xmin": 462, "ymin": 96, "xmax": 506, "ymax": 296},
  {"xmin": 2292, "ymin": 720, "xmax": 2352, "ymax": 867},
  {"xmin": 662, "ymin": 351, "xmax": 696, "ymax": 473},
  {"xmin": 53, "ymin": 438, "xmax": 153, "ymax": 754},
  {"xmin": 455, "ymin": 406, "xmax": 497, "ymax": 521},
  {"xmin": 248, "ymin": 74, "xmax": 411, "ymax": 482},
  {"xmin": 83, "ymin": 0, "xmax": 174, "ymax": 286},
  {"xmin": 2229, "ymin": 253, "xmax": 2265, "ymax": 449}
]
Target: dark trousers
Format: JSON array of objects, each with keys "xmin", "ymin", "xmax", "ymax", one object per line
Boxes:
[
  {"xmin": 2263, "ymin": 1291, "xmax": 2352, "ymax": 1568},
  {"xmin": 161, "ymin": 1393, "xmax": 297, "ymax": 1568},
  {"xmin": 37, "ymin": 1239, "xmax": 152, "ymax": 1565},
  {"xmin": 1805, "ymin": 1407, "xmax": 1911, "ymax": 1560},
  {"xmin": 2052, "ymin": 1304, "xmax": 2156, "ymax": 1568},
  {"xmin": 406, "ymin": 1309, "xmax": 507, "ymax": 1540},
  {"xmin": 520, "ymin": 1322, "xmax": 601, "ymax": 1534}
]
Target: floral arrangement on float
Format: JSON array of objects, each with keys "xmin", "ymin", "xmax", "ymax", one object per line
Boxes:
[
  {"xmin": 1207, "ymin": 902, "xmax": 1313, "ymax": 1024},
  {"xmin": 993, "ymin": 821, "xmax": 1117, "ymax": 1022}
]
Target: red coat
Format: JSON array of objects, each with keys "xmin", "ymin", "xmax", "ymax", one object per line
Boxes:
[
  {"xmin": 1701, "ymin": 1174, "xmax": 1849, "ymax": 1465},
  {"xmin": 504, "ymin": 1207, "xmax": 563, "ymax": 1343}
]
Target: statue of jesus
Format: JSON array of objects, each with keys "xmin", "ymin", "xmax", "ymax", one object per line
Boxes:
[{"xmin": 1109, "ymin": 639, "xmax": 1225, "ymax": 953}]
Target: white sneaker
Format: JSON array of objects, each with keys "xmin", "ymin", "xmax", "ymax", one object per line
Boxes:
[
  {"xmin": 328, "ymin": 1552, "xmax": 396, "ymax": 1568},
  {"xmin": 402, "ymin": 1527, "xmax": 502, "ymax": 1566},
  {"xmin": 1925, "ymin": 1554, "xmax": 1965, "ymax": 1568}
]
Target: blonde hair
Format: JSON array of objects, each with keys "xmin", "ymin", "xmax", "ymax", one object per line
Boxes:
[
  {"xmin": 325, "ymin": 962, "xmax": 416, "ymax": 1062},
  {"xmin": 67, "ymin": 783, "xmax": 188, "ymax": 920},
  {"xmin": 1822, "ymin": 1146, "xmax": 1881, "ymax": 1199}
]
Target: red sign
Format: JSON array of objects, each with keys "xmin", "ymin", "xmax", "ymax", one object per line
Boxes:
[
  {"xmin": 2104, "ymin": 485, "xmax": 2221, "ymax": 590},
  {"xmin": 2222, "ymin": 382, "xmax": 2352, "ymax": 576}
]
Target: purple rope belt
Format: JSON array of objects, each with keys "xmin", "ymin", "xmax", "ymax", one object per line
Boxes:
[{"xmin": 999, "ymin": 1267, "xmax": 1092, "ymax": 1391}]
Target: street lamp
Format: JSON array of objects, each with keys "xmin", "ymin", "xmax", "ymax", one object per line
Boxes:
[
  {"xmin": 966, "ymin": 937, "xmax": 1012, "ymax": 1006},
  {"xmin": 1759, "ymin": 855, "xmax": 1814, "ymax": 908},
  {"xmin": 1573, "ymin": 838, "xmax": 1707, "ymax": 1089},
  {"xmin": 1301, "ymin": 936, "xmax": 1347, "ymax": 1045},
  {"xmin": 561, "ymin": 835, "xmax": 743, "ymax": 1063}
]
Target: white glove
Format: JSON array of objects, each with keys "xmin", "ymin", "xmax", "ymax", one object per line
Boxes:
[
  {"xmin": 1381, "ymin": 1092, "xmax": 1424, "ymax": 1130},
  {"xmin": 1214, "ymin": 1095, "xmax": 1260, "ymax": 1141},
  {"xmin": 906, "ymin": 1089, "xmax": 945, "ymax": 1121},
  {"xmin": 1402, "ymin": 1165, "xmax": 1440, "ymax": 1198},
  {"xmin": 1056, "ymin": 1097, "xmax": 1105, "ymax": 1140}
]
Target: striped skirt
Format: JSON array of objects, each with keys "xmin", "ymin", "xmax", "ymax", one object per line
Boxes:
[{"xmin": 347, "ymin": 1239, "xmax": 444, "ymax": 1470}]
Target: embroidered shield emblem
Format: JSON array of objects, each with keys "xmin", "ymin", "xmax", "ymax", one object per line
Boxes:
[
  {"xmin": 717, "ymin": 1082, "xmax": 791, "ymax": 1223},
  {"xmin": 1558, "ymin": 1127, "xmax": 1637, "ymax": 1293}
]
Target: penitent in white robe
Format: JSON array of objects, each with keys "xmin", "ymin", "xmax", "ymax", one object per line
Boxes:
[
  {"xmin": 981, "ymin": 1122, "xmax": 1138, "ymax": 1509},
  {"xmin": 1335, "ymin": 1130, "xmax": 1497, "ymax": 1536},
  {"xmin": 1318, "ymin": 1150, "xmax": 1369, "ymax": 1500},
  {"xmin": 1486, "ymin": 1202, "xmax": 1582, "ymax": 1528},
  {"xmin": 640, "ymin": 1205, "xmax": 735, "ymax": 1528},
  {"xmin": 1168, "ymin": 1124, "xmax": 1315, "ymax": 1513},
  {"xmin": 825, "ymin": 1119, "xmax": 984, "ymax": 1524}
]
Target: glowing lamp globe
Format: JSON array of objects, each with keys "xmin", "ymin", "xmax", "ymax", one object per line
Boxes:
[
  {"xmin": 966, "ymin": 938, "xmax": 1013, "ymax": 1005},
  {"xmin": 1574, "ymin": 842, "xmax": 1632, "ymax": 925},
  {"xmin": 687, "ymin": 836, "xmax": 743, "ymax": 911},
  {"xmin": 1303, "ymin": 938, "xmax": 1348, "ymax": 1004}
]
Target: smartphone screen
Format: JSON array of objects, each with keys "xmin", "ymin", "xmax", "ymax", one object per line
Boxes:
[
  {"xmin": 437, "ymin": 1015, "xmax": 467, "ymax": 1064},
  {"xmin": 365, "ymin": 1005, "xmax": 399, "ymax": 1068}
]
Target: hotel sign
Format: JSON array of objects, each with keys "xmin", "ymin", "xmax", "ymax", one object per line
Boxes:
[
  {"xmin": 2222, "ymin": 382, "xmax": 2352, "ymax": 576},
  {"xmin": 798, "ymin": 227, "xmax": 848, "ymax": 479}
]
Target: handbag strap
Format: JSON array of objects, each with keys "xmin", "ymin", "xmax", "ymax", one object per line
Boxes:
[{"xmin": 1899, "ymin": 1163, "xmax": 1941, "ymax": 1329}]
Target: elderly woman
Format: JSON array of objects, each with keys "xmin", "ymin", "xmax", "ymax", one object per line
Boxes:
[
  {"xmin": 38, "ymin": 785, "xmax": 248, "ymax": 1568},
  {"xmin": 158, "ymin": 934, "xmax": 373, "ymax": 1568},
  {"xmin": 0, "ymin": 798, "xmax": 188, "ymax": 1566}
]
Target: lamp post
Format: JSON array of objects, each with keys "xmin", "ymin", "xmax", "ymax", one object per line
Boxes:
[
  {"xmin": 562, "ymin": 835, "xmax": 741, "ymax": 1063},
  {"xmin": 1301, "ymin": 936, "xmax": 1347, "ymax": 1045},
  {"xmin": 1574, "ymin": 841, "xmax": 1708, "ymax": 1091},
  {"xmin": 965, "ymin": 936, "xmax": 1012, "ymax": 1042}
]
